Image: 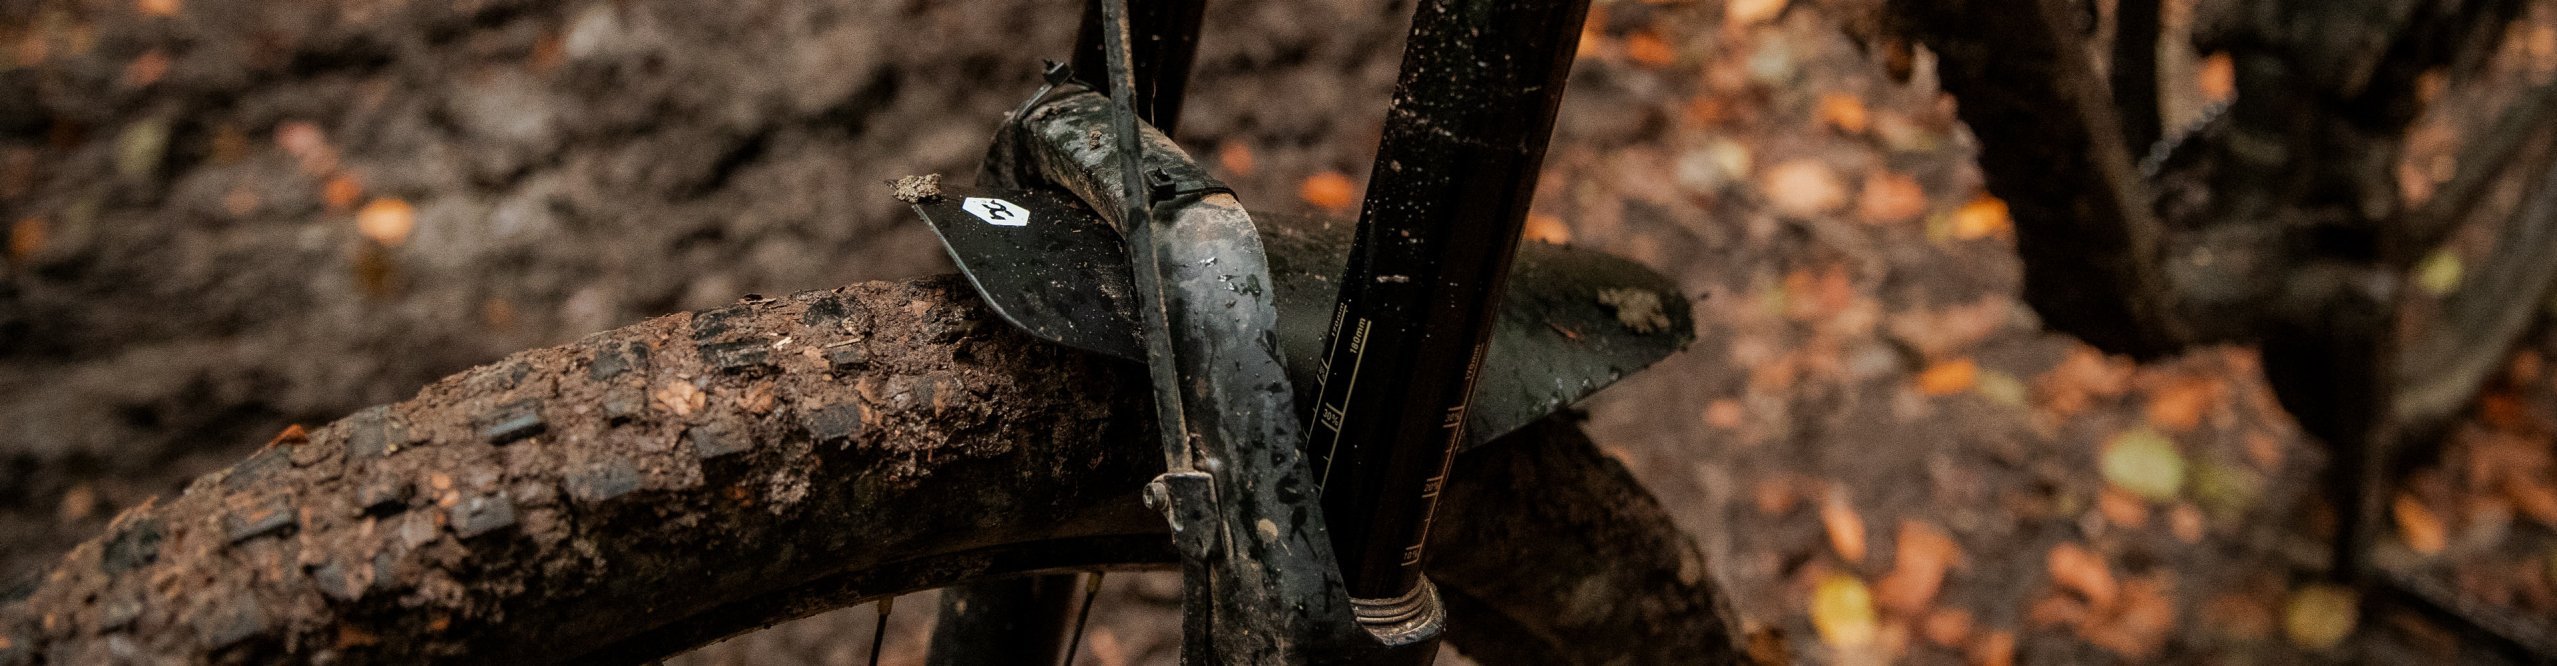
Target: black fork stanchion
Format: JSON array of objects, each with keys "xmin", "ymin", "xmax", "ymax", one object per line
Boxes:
[{"xmin": 1303, "ymin": 0, "xmax": 1592, "ymax": 639}]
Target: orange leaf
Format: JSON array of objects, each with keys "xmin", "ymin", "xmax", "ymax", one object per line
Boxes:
[
  {"xmin": 1923, "ymin": 607, "xmax": 1974, "ymax": 647},
  {"xmin": 1916, "ymin": 358, "xmax": 1979, "ymax": 396},
  {"xmin": 2392, "ymin": 494, "xmax": 2448, "ymax": 556},
  {"xmin": 7, "ymin": 216, "xmax": 45, "ymax": 261},
  {"xmin": 323, "ymin": 174, "xmax": 365, "ymax": 212},
  {"xmin": 1624, "ymin": 31, "xmax": 1677, "ymax": 68},
  {"xmin": 1856, "ymin": 171, "xmax": 1926, "ymax": 224},
  {"xmin": 2511, "ymin": 479, "xmax": 2557, "ymax": 528},
  {"xmin": 1876, "ymin": 520, "xmax": 1962, "ymax": 614},
  {"xmin": 1821, "ymin": 490, "xmax": 1869, "ymax": 563},
  {"xmin": 1216, "ymin": 140, "xmax": 1256, "ymax": 177},
  {"xmin": 1299, "ymin": 171, "xmax": 1358, "ymax": 213},
  {"xmin": 2169, "ymin": 504, "xmax": 2206, "ymax": 543},
  {"xmin": 1524, "ymin": 212, "xmax": 1572, "ymax": 244},
  {"xmin": 137, "ymin": 0, "xmax": 181, "ymax": 15},
  {"xmin": 2199, "ymin": 53, "xmax": 2235, "ymax": 104},
  {"xmin": 1950, "ymin": 196, "xmax": 2011, "ymax": 240},
  {"xmin": 1753, "ymin": 476, "xmax": 1799, "ymax": 515},
  {"xmin": 1705, "ymin": 398, "xmax": 1745, "ymax": 430},
  {"xmin": 2144, "ymin": 376, "xmax": 2220, "ymax": 432},
  {"xmin": 1969, "ymin": 629, "xmax": 2016, "ymax": 666},
  {"xmin": 1816, "ymin": 92, "xmax": 1870, "ymax": 134},
  {"xmin": 2081, "ymin": 577, "xmax": 2178, "ymax": 660},
  {"xmin": 122, "ymin": 49, "xmax": 170, "ymax": 88},
  {"xmin": 2047, "ymin": 541, "xmax": 2118, "ymax": 609},
  {"xmin": 2097, "ymin": 487, "xmax": 2151, "ymax": 529},
  {"xmin": 356, "ymin": 198, "xmax": 415, "ymax": 247}
]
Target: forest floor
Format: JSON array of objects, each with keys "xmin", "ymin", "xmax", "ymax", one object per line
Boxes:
[{"xmin": 5, "ymin": 0, "xmax": 2556, "ymax": 663}]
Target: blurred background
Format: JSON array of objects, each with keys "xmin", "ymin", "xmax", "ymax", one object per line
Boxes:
[{"xmin": 4, "ymin": 0, "xmax": 2556, "ymax": 662}]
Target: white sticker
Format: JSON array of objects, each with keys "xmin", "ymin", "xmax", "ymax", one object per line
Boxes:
[{"xmin": 961, "ymin": 197, "xmax": 1030, "ymax": 227}]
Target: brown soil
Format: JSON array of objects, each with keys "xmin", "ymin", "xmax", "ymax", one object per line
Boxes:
[{"xmin": 6, "ymin": 0, "xmax": 2555, "ymax": 663}]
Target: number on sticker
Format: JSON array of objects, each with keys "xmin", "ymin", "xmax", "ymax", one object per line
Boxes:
[{"xmin": 962, "ymin": 197, "xmax": 1031, "ymax": 227}]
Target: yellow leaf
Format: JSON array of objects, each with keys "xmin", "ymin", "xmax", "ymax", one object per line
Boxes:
[
  {"xmin": 2282, "ymin": 584, "xmax": 2358, "ymax": 650},
  {"xmin": 1810, "ymin": 573, "xmax": 1879, "ymax": 648},
  {"xmin": 2102, "ymin": 429, "xmax": 2186, "ymax": 501},
  {"xmin": 2415, "ymin": 248, "xmax": 2462, "ymax": 295}
]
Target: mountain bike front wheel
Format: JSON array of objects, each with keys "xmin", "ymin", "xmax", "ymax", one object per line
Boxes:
[{"xmin": 0, "ymin": 274, "xmax": 1743, "ymax": 665}]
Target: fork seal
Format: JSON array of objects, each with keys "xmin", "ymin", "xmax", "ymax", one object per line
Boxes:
[{"xmin": 1350, "ymin": 579, "xmax": 1446, "ymax": 646}]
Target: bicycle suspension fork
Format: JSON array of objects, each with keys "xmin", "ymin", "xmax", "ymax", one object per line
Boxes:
[{"xmin": 1304, "ymin": 0, "xmax": 1592, "ymax": 639}]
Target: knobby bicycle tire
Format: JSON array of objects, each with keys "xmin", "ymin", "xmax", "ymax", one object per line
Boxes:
[{"xmin": 0, "ymin": 274, "xmax": 1742, "ymax": 664}]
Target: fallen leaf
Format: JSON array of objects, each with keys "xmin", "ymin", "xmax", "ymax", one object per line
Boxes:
[
  {"xmin": 7, "ymin": 216, "xmax": 45, "ymax": 261},
  {"xmin": 1817, "ymin": 92, "xmax": 1870, "ymax": 134},
  {"xmin": 2510, "ymin": 350, "xmax": 2545, "ymax": 384},
  {"xmin": 2202, "ymin": 592, "xmax": 2276, "ymax": 640},
  {"xmin": 2282, "ymin": 584, "xmax": 2358, "ymax": 650},
  {"xmin": 2046, "ymin": 541, "xmax": 2118, "ymax": 609},
  {"xmin": 324, "ymin": 175, "xmax": 365, "ymax": 212},
  {"xmin": 1760, "ymin": 158, "xmax": 1847, "ymax": 218},
  {"xmin": 1876, "ymin": 520, "xmax": 1962, "ymax": 613},
  {"xmin": 1705, "ymin": 398, "xmax": 1746, "ymax": 429},
  {"xmin": 1976, "ymin": 370, "xmax": 2031, "ymax": 409},
  {"xmin": 1624, "ymin": 31, "xmax": 1677, "ymax": 68},
  {"xmin": 122, "ymin": 49, "xmax": 169, "ymax": 87},
  {"xmin": 2143, "ymin": 376, "xmax": 2220, "ymax": 432},
  {"xmin": 2511, "ymin": 479, "xmax": 2557, "ymax": 528},
  {"xmin": 357, "ymin": 198, "xmax": 416, "ymax": 247},
  {"xmin": 2245, "ymin": 432, "xmax": 2286, "ymax": 472},
  {"xmin": 1299, "ymin": 171, "xmax": 1358, "ymax": 213},
  {"xmin": 2199, "ymin": 53, "xmax": 2236, "ymax": 104},
  {"xmin": 1821, "ymin": 490, "xmax": 1869, "ymax": 563},
  {"xmin": 1810, "ymin": 573, "xmax": 1879, "ymax": 648},
  {"xmin": 1969, "ymin": 629, "xmax": 2016, "ymax": 666},
  {"xmin": 1916, "ymin": 358, "xmax": 1978, "ymax": 397},
  {"xmin": 1524, "ymin": 212, "xmax": 1571, "ymax": 244},
  {"xmin": 2103, "ymin": 429, "xmax": 2187, "ymax": 502},
  {"xmin": 2081, "ymin": 577, "xmax": 2178, "ymax": 659},
  {"xmin": 2169, "ymin": 503, "xmax": 2206, "ymax": 543},
  {"xmin": 1725, "ymin": 0, "xmax": 1787, "ymax": 27},
  {"xmin": 137, "ymin": 0, "xmax": 181, "ymax": 16},
  {"xmin": 2393, "ymin": 493, "xmax": 2448, "ymax": 556},
  {"xmin": 2415, "ymin": 249, "xmax": 2463, "ymax": 295},
  {"xmin": 1856, "ymin": 171, "xmax": 1926, "ymax": 224},
  {"xmin": 2096, "ymin": 487, "xmax": 2151, "ymax": 529},
  {"xmin": 1923, "ymin": 607, "xmax": 1974, "ymax": 647},
  {"xmin": 1217, "ymin": 140, "xmax": 1256, "ymax": 177},
  {"xmin": 1753, "ymin": 476, "xmax": 1799, "ymax": 515},
  {"xmin": 1949, "ymin": 196, "xmax": 2011, "ymax": 240},
  {"xmin": 1886, "ymin": 296, "xmax": 2010, "ymax": 359}
]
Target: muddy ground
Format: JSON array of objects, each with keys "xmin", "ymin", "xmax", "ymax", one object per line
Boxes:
[{"xmin": 5, "ymin": 0, "xmax": 2556, "ymax": 663}]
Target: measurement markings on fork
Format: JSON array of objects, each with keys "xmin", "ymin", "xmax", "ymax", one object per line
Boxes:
[{"xmin": 1313, "ymin": 315, "xmax": 1373, "ymax": 488}]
